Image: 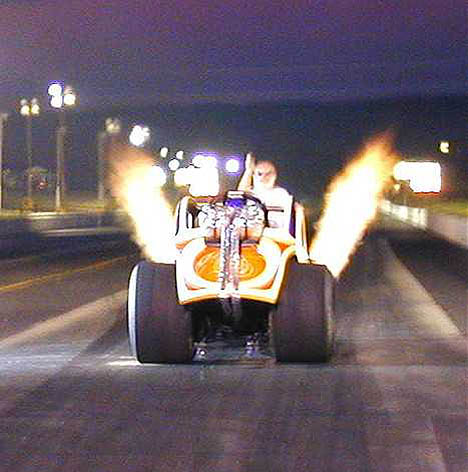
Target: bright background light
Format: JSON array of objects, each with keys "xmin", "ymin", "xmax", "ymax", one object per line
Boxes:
[
  {"xmin": 30, "ymin": 98, "xmax": 40, "ymax": 115},
  {"xmin": 105, "ymin": 117, "xmax": 121, "ymax": 134},
  {"xmin": 129, "ymin": 125, "xmax": 150, "ymax": 147},
  {"xmin": 393, "ymin": 161, "xmax": 441, "ymax": 193},
  {"xmin": 48, "ymin": 83, "xmax": 76, "ymax": 109},
  {"xmin": 168, "ymin": 158, "xmax": 180, "ymax": 171},
  {"xmin": 173, "ymin": 165, "xmax": 219, "ymax": 195},
  {"xmin": 192, "ymin": 153, "xmax": 218, "ymax": 168},
  {"xmin": 176, "ymin": 150, "xmax": 184, "ymax": 160},
  {"xmin": 63, "ymin": 89, "xmax": 76, "ymax": 106},
  {"xmin": 189, "ymin": 166, "xmax": 219, "ymax": 196},
  {"xmin": 160, "ymin": 147, "xmax": 169, "ymax": 158},
  {"xmin": 20, "ymin": 98, "xmax": 40, "ymax": 116},
  {"xmin": 225, "ymin": 157, "xmax": 241, "ymax": 174},
  {"xmin": 149, "ymin": 165, "xmax": 167, "ymax": 187},
  {"xmin": 20, "ymin": 100, "xmax": 30, "ymax": 116},
  {"xmin": 48, "ymin": 83, "xmax": 63, "ymax": 97},
  {"xmin": 50, "ymin": 95, "xmax": 63, "ymax": 108},
  {"xmin": 439, "ymin": 141, "xmax": 450, "ymax": 154},
  {"xmin": 174, "ymin": 167, "xmax": 192, "ymax": 187}
]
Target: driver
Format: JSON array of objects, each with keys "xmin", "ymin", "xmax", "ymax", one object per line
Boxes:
[{"xmin": 237, "ymin": 152, "xmax": 291, "ymax": 207}]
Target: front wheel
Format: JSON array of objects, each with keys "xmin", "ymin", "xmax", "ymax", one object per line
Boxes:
[
  {"xmin": 272, "ymin": 260, "xmax": 334, "ymax": 362},
  {"xmin": 128, "ymin": 261, "xmax": 194, "ymax": 364}
]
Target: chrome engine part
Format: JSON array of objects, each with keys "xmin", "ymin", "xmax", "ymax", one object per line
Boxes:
[{"xmin": 198, "ymin": 194, "xmax": 266, "ymax": 319}]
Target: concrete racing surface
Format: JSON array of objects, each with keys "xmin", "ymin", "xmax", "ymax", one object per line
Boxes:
[{"xmin": 0, "ymin": 226, "xmax": 466, "ymax": 472}]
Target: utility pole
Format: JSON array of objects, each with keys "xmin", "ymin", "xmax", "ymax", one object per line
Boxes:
[
  {"xmin": 97, "ymin": 130, "xmax": 107, "ymax": 203},
  {"xmin": 48, "ymin": 83, "xmax": 76, "ymax": 212},
  {"xmin": 26, "ymin": 114, "xmax": 33, "ymax": 200},
  {"xmin": 55, "ymin": 110, "xmax": 66, "ymax": 212},
  {"xmin": 20, "ymin": 98, "xmax": 40, "ymax": 207},
  {"xmin": 0, "ymin": 113, "xmax": 8, "ymax": 210},
  {"xmin": 98, "ymin": 118, "xmax": 121, "ymax": 204}
]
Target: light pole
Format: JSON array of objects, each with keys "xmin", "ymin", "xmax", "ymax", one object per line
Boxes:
[
  {"xmin": 20, "ymin": 98, "xmax": 40, "ymax": 204},
  {"xmin": 0, "ymin": 112, "xmax": 8, "ymax": 210},
  {"xmin": 97, "ymin": 117, "xmax": 121, "ymax": 203},
  {"xmin": 48, "ymin": 83, "xmax": 76, "ymax": 211}
]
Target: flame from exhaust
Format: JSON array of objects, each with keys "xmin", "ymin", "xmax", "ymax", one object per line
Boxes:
[
  {"xmin": 309, "ymin": 134, "xmax": 399, "ymax": 278},
  {"xmin": 109, "ymin": 143, "xmax": 175, "ymax": 264}
]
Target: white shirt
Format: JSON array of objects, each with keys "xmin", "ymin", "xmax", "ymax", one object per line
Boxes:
[
  {"xmin": 252, "ymin": 186, "xmax": 292, "ymax": 228},
  {"xmin": 253, "ymin": 186, "xmax": 291, "ymax": 208}
]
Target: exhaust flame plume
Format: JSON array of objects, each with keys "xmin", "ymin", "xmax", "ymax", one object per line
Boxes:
[
  {"xmin": 109, "ymin": 144, "xmax": 175, "ymax": 264},
  {"xmin": 309, "ymin": 134, "xmax": 399, "ymax": 278}
]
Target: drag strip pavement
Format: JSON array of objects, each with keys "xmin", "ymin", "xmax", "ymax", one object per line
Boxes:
[
  {"xmin": 336, "ymin": 238, "xmax": 461, "ymax": 343},
  {"xmin": 0, "ymin": 233, "xmax": 466, "ymax": 472},
  {"xmin": 0, "ymin": 290, "xmax": 126, "ymax": 351}
]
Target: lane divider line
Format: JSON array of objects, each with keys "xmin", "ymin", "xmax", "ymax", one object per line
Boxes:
[{"xmin": 0, "ymin": 256, "xmax": 129, "ymax": 294}]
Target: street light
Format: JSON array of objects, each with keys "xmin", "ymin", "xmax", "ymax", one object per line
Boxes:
[
  {"xmin": 105, "ymin": 117, "xmax": 121, "ymax": 135},
  {"xmin": 129, "ymin": 125, "xmax": 150, "ymax": 147},
  {"xmin": 192, "ymin": 153, "xmax": 218, "ymax": 168},
  {"xmin": 20, "ymin": 97, "xmax": 40, "ymax": 204},
  {"xmin": 48, "ymin": 83, "xmax": 76, "ymax": 211},
  {"xmin": 0, "ymin": 112, "xmax": 8, "ymax": 210},
  {"xmin": 160, "ymin": 147, "xmax": 169, "ymax": 158},
  {"xmin": 439, "ymin": 140, "xmax": 450, "ymax": 154},
  {"xmin": 224, "ymin": 157, "xmax": 242, "ymax": 174},
  {"xmin": 168, "ymin": 158, "xmax": 180, "ymax": 171}
]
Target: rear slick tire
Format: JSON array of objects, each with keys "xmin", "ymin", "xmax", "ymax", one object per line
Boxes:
[
  {"xmin": 128, "ymin": 261, "xmax": 193, "ymax": 364},
  {"xmin": 272, "ymin": 260, "xmax": 334, "ymax": 363}
]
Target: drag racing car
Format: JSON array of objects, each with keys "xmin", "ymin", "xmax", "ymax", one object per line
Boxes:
[{"xmin": 127, "ymin": 190, "xmax": 334, "ymax": 363}]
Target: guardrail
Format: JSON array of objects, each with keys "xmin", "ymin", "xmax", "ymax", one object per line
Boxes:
[
  {"xmin": 380, "ymin": 200, "xmax": 468, "ymax": 249},
  {"xmin": 1, "ymin": 203, "xmax": 466, "ymax": 251},
  {"xmin": 0, "ymin": 211, "xmax": 130, "ymax": 239}
]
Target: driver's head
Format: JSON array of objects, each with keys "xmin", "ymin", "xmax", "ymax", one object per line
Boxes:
[{"xmin": 253, "ymin": 160, "xmax": 277, "ymax": 190}]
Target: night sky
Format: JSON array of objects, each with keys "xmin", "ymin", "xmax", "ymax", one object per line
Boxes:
[
  {"xmin": 1, "ymin": 0, "xmax": 465, "ymax": 108},
  {"xmin": 0, "ymin": 0, "xmax": 466, "ymax": 198}
]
